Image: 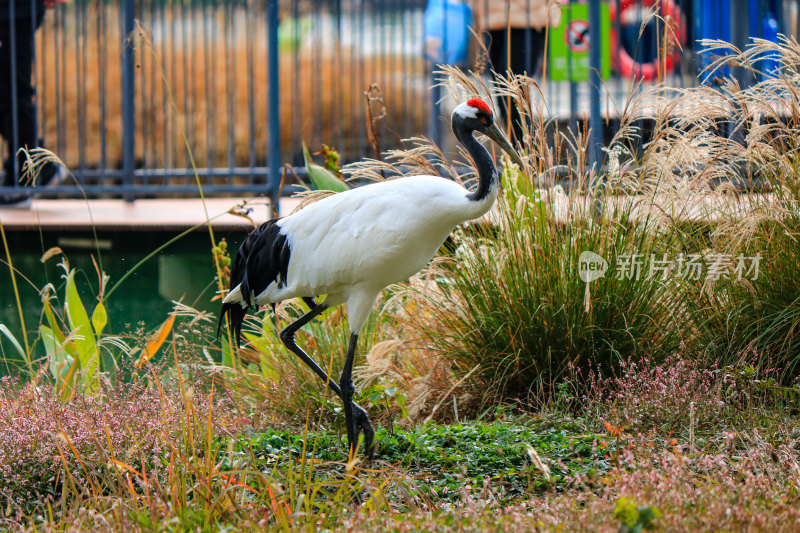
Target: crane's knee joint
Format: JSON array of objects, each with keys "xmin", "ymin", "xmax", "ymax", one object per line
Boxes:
[{"xmin": 279, "ymin": 328, "xmax": 295, "ymax": 346}]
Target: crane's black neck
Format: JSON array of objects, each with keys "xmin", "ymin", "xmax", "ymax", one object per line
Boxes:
[{"xmin": 454, "ymin": 126, "xmax": 498, "ymax": 203}]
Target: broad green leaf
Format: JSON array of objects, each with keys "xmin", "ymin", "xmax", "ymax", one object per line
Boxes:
[
  {"xmin": 58, "ymin": 356, "xmax": 81, "ymax": 403},
  {"xmin": 41, "ymin": 324, "xmax": 59, "ymax": 378},
  {"xmin": 0, "ymin": 324, "xmax": 25, "ymax": 360},
  {"xmin": 64, "ymin": 270, "xmax": 98, "ymax": 387},
  {"xmin": 65, "ymin": 270, "xmax": 97, "ymax": 363},
  {"xmin": 242, "ymin": 331, "xmax": 280, "ymax": 380},
  {"xmin": 91, "ymin": 301, "xmax": 107, "ymax": 336},
  {"xmin": 42, "ymin": 298, "xmax": 63, "ymax": 339},
  {"xmin": 221, "ymin": 339, "xmax": 233, "ymax": 369},
  {"xmin": 42, "ymin": 298, "xmax": 80, "ymax": 361},
  {"xmin": 302, "ymin": 142, "xmax": 348, "ymax": 193},
  {"xmin": 42, "ymin": 325, "xmax": 77, "ymax": 381}
]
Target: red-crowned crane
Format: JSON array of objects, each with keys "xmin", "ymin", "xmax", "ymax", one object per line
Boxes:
[{"xmin": 219, "ymin": 98, "xmax": 523, "ymax": 458}]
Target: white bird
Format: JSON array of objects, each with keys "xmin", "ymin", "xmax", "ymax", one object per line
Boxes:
[{"xmin": 219, "ymin": 98, "xmax": 523, "ymax": 458}]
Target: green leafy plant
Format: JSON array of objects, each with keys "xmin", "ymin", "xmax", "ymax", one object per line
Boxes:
[
  {"xmin": 40, "ymin": 260, "xmax": 112, "ymax": 400},
  {"xmin": 302, "ymin": 141, "xmax": 349, "ymax": 192},
  {"xmin": 614, "ymin": 497, "xmax": 662, "ymax": 532},
  {"xmin": 212, "ymin": 238, "xmax": 232, "ymax": 293},
  {"xmin": 319, "ymin": 144, "xmax": 343, "ymax": 176}
]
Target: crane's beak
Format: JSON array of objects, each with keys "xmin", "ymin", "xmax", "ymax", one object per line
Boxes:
[{"xmin": 483, "ymin": 122, "xmax": 524, "ymax": 169}]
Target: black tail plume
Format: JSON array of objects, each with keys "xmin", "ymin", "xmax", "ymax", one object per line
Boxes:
[
  {"xmin": 218, "ymin": 301, "xmax": 248, "ymax": 347},
  {"xmin": 217, "ymin": 225, "xmax": 253, "ymax": 348},
  {"xmin": 218, "ymin": 218, "xmax": 289, "ymax": 348}
]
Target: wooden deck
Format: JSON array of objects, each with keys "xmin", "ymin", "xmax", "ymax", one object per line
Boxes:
[
  {"xmin": 0, "ymin": 198, "xmax": 302, "ymax": 231},
  {"xmin": 0, "ymin": 192, "xmax": 771, "ymax": 232}
]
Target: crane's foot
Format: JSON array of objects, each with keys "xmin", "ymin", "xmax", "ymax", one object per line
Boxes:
[
  {"xmin": 355, "ymin": 404, "xmax": 375, "ymax": 459},
  {"xmin": 348, "ymin": 402, "xmax": 375, "ymax": 460}
]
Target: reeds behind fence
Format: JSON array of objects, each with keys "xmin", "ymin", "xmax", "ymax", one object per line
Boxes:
[{"xmin": 35, "ymin": 5, "xmax": 427, "ymax": 172}]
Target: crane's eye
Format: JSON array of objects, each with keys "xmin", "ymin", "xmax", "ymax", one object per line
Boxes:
[{"xmin": 479, "ymin": 114, "xmax": 491, "ymax": 126}]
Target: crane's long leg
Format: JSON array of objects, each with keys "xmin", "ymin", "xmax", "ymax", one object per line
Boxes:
[
  {"xmin": 279, "ymin": 304, "xmax": 374, "ymax": 458},
  {"xmin": 339, "ymin": 332, "xmax": 375, "ymax": 459},
  {"xmin": 279, "ymin": 303, "xmax": 342, "ymax": 397}
]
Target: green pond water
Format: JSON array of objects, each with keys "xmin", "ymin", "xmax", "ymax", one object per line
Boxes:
[{"xmin": 0, "ymin": 228, "xmax": 246, "ymax": 373}]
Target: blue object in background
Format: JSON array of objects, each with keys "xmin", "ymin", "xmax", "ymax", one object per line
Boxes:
[
  {"xmin": 758, "ymin": 12, "xmax": 780, "ymax": 80},
  {"xmin": 423, "ymin": 0, "xmax": 472, "ymax": 65},
  {"xmin": 696, "ymin": 0, "xmax": 784, "ymax": 86},
  {"xmin": 695, "ymin": 0, "xmax": 731, "ymax": 85}
]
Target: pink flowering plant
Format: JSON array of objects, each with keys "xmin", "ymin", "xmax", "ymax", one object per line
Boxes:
[{"xmin": 0, "ymin": 374, "xmax": 228, "ymax": 517}]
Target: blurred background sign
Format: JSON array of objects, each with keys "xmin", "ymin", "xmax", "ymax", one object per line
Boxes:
[{"xmin": 550, "ymin": 3, "xmax": 611, "ymax": 81}]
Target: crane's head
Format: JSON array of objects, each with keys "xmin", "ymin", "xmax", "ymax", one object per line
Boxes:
[{"xmin": 452, "ymin": 98, "xmax": 524, "ymax": 168}]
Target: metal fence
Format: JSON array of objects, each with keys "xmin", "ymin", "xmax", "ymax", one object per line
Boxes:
[{"xmin": 0, "ymin": 0, "xmax": 796, "ymax": 201}]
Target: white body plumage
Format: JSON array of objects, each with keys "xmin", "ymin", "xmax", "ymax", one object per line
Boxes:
[{"xmin": 223, "ymin": 173, "xmax": 498, "ymax": 332}]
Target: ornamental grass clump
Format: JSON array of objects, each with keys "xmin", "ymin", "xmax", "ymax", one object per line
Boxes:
[
  {"xmin": 367, "ymin": 67, "xmax": 687, "ymax": 405},
  {"xmin": 645, "ymin": 37, "xmax": 800, "ymax": 379},
  {"xmin": 379, "ymin": 36, "xmax": 800, "ymax": 403},
  {"xmin": 411, "ymin": 195, "xmax": 686, "ymax": 403}
]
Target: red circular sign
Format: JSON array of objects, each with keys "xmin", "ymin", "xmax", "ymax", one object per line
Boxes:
[{"xmin": 566, "ymin": 20, "xmax": 590, "ymax": 53}]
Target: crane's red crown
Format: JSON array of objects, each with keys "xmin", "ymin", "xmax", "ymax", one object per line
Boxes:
[{"xmin": 467, "ymin": 98, "xmax": 492, "ymax": 116}]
